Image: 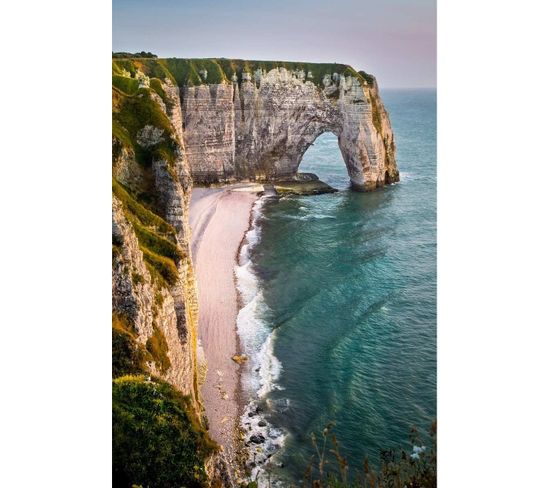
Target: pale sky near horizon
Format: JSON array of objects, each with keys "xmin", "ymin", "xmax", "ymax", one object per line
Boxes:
[{"xmin": 112, "ymin": 0, "xmax": 436, "ymax": 89}]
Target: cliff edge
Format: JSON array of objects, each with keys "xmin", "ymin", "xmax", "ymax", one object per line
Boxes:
[{"xmin": 113, "ymin": 58, "xmax": 399, "ymax": 191}]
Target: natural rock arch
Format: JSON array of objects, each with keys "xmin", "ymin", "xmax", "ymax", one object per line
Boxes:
[
  {"xmin": 297, "ymin": 130, "xmax": 348, "ymax": 177},
  {"xmin": 181, "ymin": 67, "xmax": 399, "ymax": 191}
]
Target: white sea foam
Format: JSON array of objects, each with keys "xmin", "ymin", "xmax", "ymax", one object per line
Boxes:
[
  {"xmin": 284, "ymin": 213, "xmax": 336, "ymax": 221},
  {"xmin": 234, "ymin": 195, "xmax": 287, "ymax": 486}
]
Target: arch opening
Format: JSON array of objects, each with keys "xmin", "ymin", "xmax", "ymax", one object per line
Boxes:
[{"xmin": 297, "ymin": 132, "xmax": 350, "ymax": 191}]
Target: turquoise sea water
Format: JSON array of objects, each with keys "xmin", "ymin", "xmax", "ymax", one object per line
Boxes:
[{"xmin": 237, "ymin": 89, "xmax": 436, "ymax": 484}]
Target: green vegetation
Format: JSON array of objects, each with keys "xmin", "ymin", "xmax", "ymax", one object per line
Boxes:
[
  {"xmin": 146, "ymin": 325, "xmax": 171, "ymax": 373},
  {"xmin": 112, "ymin": 75, "xmax": 139, "ymax": 96},
  {"xmin": 113, "ymin": 51, "xmax": 158, "ymax": 58},
  {"xmin": 112, "ymin": 64, "xmax": 218, "ymax": 488},
  {"xmin": 112, "ymin": 57, "xmax": 376, "ymax": 88},
  {"xmin": 132, "ymin": 220, "xmax": 183, "ymax": 263},
  {"xmin": 149, "ymin": 77, "xmax": 170, "ymax": 107},
  {"xmin": 112, "ymin": 315, "xmax": 148, "ymax": 378},
  {"xmin": 369, "ymin": 92, "xmax": 383, "ymax": 135},
  {"xmin": 358, "ymin": 71, "xmax": 376, "ymax": 87},
  {"xmin": 141, "ymin": 246, "xmax": 180, "ymax": 286},
  {"xmin": 112, "ymin": 179, "xmax": 175, "ymax": 237},
  {"xmin": 112, "ymin": 179, "xmax": 182, "ymax": 287},
  {"xmin": 297, "ymin": 423, "xmax": 437, "ymax": 488},
  {"xmin": 112, "ymin": 84, "xmax": 178, "ymax": 166},
  {"xmin": 112, "ymin": 376, "xmax": 217, "ymax": 488}
]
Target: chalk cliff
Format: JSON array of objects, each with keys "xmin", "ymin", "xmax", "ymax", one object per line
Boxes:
[
  {"xmin": 114, "ymin": 58, "xmax": 398, "ymax": 191},
  {"xmin": 112, "ymin": 56, "xmax": 399, "ymax": 487},
  {"xmin": 112, "ymin": 67, "xmax": 235, "ymax": 486},
  {"xmin": 182, "ymin": 65, "xmax": 399, "ymax": 190}
]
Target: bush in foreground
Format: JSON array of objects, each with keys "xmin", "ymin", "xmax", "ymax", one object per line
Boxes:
[{"xmin": 112, "ymin": 376, "xmax": 217, "ymax": 488}]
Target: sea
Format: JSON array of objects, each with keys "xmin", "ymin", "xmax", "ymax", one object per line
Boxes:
[{"xmin": 235, "ymin": 89, "xmax": 436, "ymax": 485}]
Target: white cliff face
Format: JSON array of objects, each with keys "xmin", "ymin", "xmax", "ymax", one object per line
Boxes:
[
  {"xmin": 112, "ymin": 197, "xmax": 195, "ymax": 392},
  {"xmin": 182, "ymin": 67, "xmax": 398, "ymax": 190},
  {"xmin": 112, "ymin": 84, "xmax": 200, "ymax": 402}
]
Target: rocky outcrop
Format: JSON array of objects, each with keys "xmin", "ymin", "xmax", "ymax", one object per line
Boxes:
[
  {"xmin": 112, "ymin": 80, "xmax": 200, "ymax": 403},
  {"xmin": 182, "ymin": 66, "xmax": 398, "ymax": 190},
  {"xmin": 112, "ymin": 196, "xmax": 195, "ymax": 391}
]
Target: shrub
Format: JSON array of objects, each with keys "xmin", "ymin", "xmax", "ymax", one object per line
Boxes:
[
  {"xmin": 112, "ymin": 179, "xmax": 176, "ymax": 237},
  {"xmin": 112, "ymin": 315, "xmax": 148, "ymax": 378},
  {"xmin": 112, "ymin": 84, "xmax": 178, "ymax": 166},
  {"xmin": 112, "ymin": 51, "xmax": 158, "ymax": 59},
  {"xmin": 358, "ymin": 71, "xmax": 376, "ymax": 87},
  {"xmin": 301, "ymin": 422, "xmax": 437, "ymax": 488},
  {"xmin": 146, "ymin": 325, "xmax": 171, "ymax": 374},
  {"xmin": 132, "ymin": 220, "xmax": 183, "ymax": 263},
  {"xmin": 112, "ymin": 328, "xmax": 148, "ymax": 378},
  {"xmin": 112, "ymin": 376, "xmax": 217, "ymax": 488},
  {"xmin": 141, "ymin": 246, "xmax": 180, "ymax": 286}
]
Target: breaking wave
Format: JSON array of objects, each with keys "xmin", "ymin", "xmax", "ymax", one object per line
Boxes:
[{"xmin": 235, "ymin": 196, "xmax": 286, "ymax": 486}]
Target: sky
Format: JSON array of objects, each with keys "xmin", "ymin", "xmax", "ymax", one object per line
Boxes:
[{"xmin": 112, "ymin": 0, "xmax": 436, "ymax": 88}]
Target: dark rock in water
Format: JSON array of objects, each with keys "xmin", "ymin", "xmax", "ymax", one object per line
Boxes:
[
  {"xmin": 256, "ymin": 406, "xmax": 263, "ymax": 413},
  {"xmin": 248, "ymin": 412, "xmax": 255, "ymax": 417},
  {"xmin": 255, "ymin": 367, "xmax": 260, "ymax": 372},
  {"xmin": 273, "ymin": 174, "xmax": 337, "ymax": 195},
  {"xmin": 258, "ymin": 420, "xmax": 267, "ymax": 427},
  {"xmin": 250, "ymin": 434, "xmax": 266, "ymax": 444}
]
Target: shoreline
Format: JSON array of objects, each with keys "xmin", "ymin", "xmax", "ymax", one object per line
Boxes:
[{"xmin": 189, "ymin": 184, "xmax": 262, "ymax": 473}]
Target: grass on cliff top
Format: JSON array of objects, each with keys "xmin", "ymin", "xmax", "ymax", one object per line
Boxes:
[
  {"xmin": 113, "ymin": 375, "xmax": 217, "ymax": 488},
  {"xmin": 113, "ymin": 57, "xmax": 376, "ymax": 88},
  {"xmin": 112, "ymin": 73, "xmax": 168, "ymax": 105}
]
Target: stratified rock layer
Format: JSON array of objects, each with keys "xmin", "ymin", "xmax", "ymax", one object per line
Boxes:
[{"xmin": 182, "ymin": 67, "xmax": 398, "ymax": 190}]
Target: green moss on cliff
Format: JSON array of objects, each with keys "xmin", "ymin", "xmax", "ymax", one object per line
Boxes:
[
  {"xmin": 112, "ymin": 376, "xmax": 216, "ymax": 488},
  {"xmin": 112, "ymin": 75, "xmax": 140, "ymax": 96},
  {"xmin": 132, "ymin": 220, "xmax": 183, "ymax": 263},
  {"xmin": 358, "ymin": 70, "xmax": 376, "ymax": 87},
  {"xmin": 146, "ymin": 325, "xmax": 171, "ymax": 373},
  {"xmin": 112, "ymin": 315, "xmax": 149, "ymax": 378},
  {"xmin": 141, "ymin": 246, "xmax": 180, "ymax": 286},
  {"xmin": 369, "ymin": 91, "xmax": 383, "ymax": 135},
  {"xmin": 149, "ymin": 77, "xmax": 169, "ymax": 106},
  {"xmin": 113, "ymin": 179, "xmax": 182, "ymax": 286},
  {"xmin": 112, "ymin": 179, "xmax": 176, "ymax": 237},
  {"xmin": 112, "ymin": 85, "xmax": 177, "ymax": 166}
]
